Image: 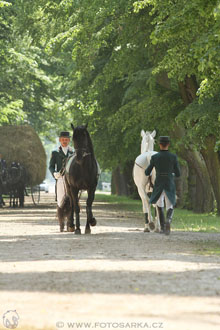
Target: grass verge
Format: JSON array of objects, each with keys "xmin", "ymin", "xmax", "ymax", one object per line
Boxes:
[
  {"xmin": 193, "ymin": 240, "xmax": 220, "ymax": 255},
  {"xmin": 95, "ymin": 193, "xmax": 220, "ymax": 233}
]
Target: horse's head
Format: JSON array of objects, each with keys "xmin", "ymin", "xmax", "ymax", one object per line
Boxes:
[
  {"xmin": 7, "ymin": 162, "xmax": 22, "ymax": 184},
  {"xmin": 71, "ymin": 124, "xmax": 91, "ymax": 163},
  {"xmin": 140, "ymin": 129, "xmax": 156, "ymax": 153}
]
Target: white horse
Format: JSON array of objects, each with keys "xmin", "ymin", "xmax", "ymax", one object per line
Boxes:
[{"xmin": 133, "ymin": 130, "xmax": 160, "ymax": 232}]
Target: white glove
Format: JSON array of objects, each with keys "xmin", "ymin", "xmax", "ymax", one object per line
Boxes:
[{"xmin": 54, "ymin": 172, "xmax": 61, "ymax": 180}]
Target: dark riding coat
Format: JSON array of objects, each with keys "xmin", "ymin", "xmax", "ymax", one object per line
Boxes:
[
  {"xmin": 145, "ymin": 150, "xmax": 181, "ymax": 205},
  {"xmin": 49, "ymin": 146, "xmax": 74, "ymax": 177}
]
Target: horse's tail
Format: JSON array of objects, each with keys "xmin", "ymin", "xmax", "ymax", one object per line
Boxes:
[{"xmin": 57, "ymin": 196, "xmax": 72, "ymax": 231}]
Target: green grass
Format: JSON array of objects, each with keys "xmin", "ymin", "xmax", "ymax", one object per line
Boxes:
[
  {"xmin": 194, "ymin": 240, "xmax": 220, "ymax": 255},
  {"xmin": 95, "ymin": 193, "xmax": 220, "ymax": 233},
  {"xmin": 95, "ymin": 193, "xmax": 143, "ymax": 212},
  {"xmin": 172, "ymin": 208, "xmax": 220, "ymax": 232}
]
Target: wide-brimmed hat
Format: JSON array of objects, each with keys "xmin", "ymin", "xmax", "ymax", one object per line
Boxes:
[
  {"xmin": 59, "ymin": 131, "xmax": 70, "ymax": 138},
  {"xmin": 159, "ymin": 136, "xmax": 170, "ymax": 143}
]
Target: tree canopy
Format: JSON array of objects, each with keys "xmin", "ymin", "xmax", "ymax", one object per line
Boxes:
[{"xmin": 1, "ymin": 0, "xmax": 220, "ymax": 211}]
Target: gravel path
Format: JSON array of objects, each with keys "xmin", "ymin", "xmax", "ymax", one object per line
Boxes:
[{"xmin": 0, "ymin": 193, "xmax": 220, "ymax": 330}]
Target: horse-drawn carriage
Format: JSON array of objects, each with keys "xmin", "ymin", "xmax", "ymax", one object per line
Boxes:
[
  {"xmin": 0, "ymin": 125, "xmax": 46, "ymax": 207},
  {"xmin": 0, "ymin": 161, "xmax": 41, "ymax": 207}
]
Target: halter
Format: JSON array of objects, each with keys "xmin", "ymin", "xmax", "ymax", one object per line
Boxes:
[{"xmin": 74, "ymin": 148, "xmax": 91, "ymax": 158}]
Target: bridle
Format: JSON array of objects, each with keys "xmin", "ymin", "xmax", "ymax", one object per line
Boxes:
[{"xmin": 74, "ymin": 148, "xmax": 91, "ymax": 158}]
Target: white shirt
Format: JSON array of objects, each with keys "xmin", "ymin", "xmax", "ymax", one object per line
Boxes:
[
  {"xmin": 62, "ymin": 146, "xmax": 69, "ymax": 155},
  {"xmin": 61, "ymin": 146, "xmax": 73, "ymax": 155}
]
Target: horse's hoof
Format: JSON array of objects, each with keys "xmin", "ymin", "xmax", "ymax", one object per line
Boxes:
[
  {"xmin": 85, "ymin": 228, "xmax": 91, "ymax": 234},
  {"xmin": 143, "ymin": 227, "xmax": 150, "ymax": 233},
  {"xmin": 89, "ymin": 218, "xmax": 97, "ymax": 226},
  {"xmin": 67, "ymin": 226, "xmax": 75, "ymax": 232},
  {"xmin": 149, "ymin": 222, "xmax": 155, "ymax": 231},
  {"xmin": 60, "ymin": 227, "xmax": 64, "ymax": 232},
  {"xmin": 75, "ymin": 229, "xmax": 81, "ymax": 235}
]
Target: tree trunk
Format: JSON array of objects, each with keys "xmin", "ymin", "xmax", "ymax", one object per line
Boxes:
[
  {"xmin": 111, "ymin": 166, "xmax": 129, "ymax": 196},
  {"xmin": 178, "ymin": 75, "xmax": 198, "ymax": 105},
  {"xmin": 175, "ymin": 163, "xmax": 188, "ymax": 208},
  {"xmin": 201, "ymin": 135, "xmax": 220, "ymax": 215},
  {"xmin": 173, "ymin": 124, "xmax": 214, "ymax": 212},
  {"xmin": 111, "ymin": 162, "xmax": 138, "ymax": 197},
  {"xmin": 157, "ymin": 74, "xmax": 215, "ymax": 212},
  {"xmin": 176, "ymin": 75, "xmax": 214, "ymax": 212}
]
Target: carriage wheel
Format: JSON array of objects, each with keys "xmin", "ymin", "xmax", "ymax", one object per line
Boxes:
[{"xmin": 31, "ymin": 185, "xmax": 40, "ymax": 205}]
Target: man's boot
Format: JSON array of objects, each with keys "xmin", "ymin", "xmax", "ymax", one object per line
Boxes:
[
  {"xmin": 158, "ymin": 207, "xmax": 165, "ymax": 233},
  {"xmin": 144, "ymin": 213, "xmax": 150, "ymax": 232},
  {"xmin": 165, "ymin": 208, "xmax": 174, "ymax": 235}
]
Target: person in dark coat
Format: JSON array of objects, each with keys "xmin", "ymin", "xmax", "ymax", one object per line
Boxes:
[
  {"xmin": 145, "ymin": 136, "xmax": 180, "ymax": 235},
  {"xmin": 49, "ymin": 131, "xmax": 74, "ymax": 207}
]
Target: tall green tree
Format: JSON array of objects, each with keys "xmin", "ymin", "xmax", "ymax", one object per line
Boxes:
[
  {"xmin": 2, "ymin": 0, "xmax": 219, "ymax": 212},
  {"xmin": 0, "ymin": 0, "xmax": 70, "ymax": 138},
  {"xmin": 134, "ymin": 0, "xmax": 220, "ymax": 212}
]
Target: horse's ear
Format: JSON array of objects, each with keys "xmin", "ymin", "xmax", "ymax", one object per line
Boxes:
[
  {"xmin": 141, "ymin": 130, "xmax": 145, "ymax": 137},
  {"xmin": 71, "ymin": 123, "xmax": 74, "ymax": 130},
  {"xmin": 151, "ymin": 130, "xmax": 156, "ymax": 138},
  {"xmin": 85, "ymin": 123, "xmax": 88, "ymax": 129}
]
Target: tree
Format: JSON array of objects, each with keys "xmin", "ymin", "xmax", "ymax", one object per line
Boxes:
[
  {"xmin": 0, "ymin": 1, "xmax": 70, "ymax": 138},
  {"xmin": 2, "ymin": 0, "xmax": 219, "ymax": 212},
  {"xmin": 134, "ymin": 0, "xmax": 220, "ymax": 212}
]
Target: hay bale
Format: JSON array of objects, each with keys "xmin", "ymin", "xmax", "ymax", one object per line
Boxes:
[{"xmin": 0, "ymin": 125, "xmax": 46, "ymax": 186}]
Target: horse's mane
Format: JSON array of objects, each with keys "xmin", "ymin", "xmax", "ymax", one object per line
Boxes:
[
  {"xmin": 85, "ymin": 129, "xmax": 95, "ymax": 159},
  {"xmin": 73, "ymin": 125, "xmax": 95, "ymax": 159}
]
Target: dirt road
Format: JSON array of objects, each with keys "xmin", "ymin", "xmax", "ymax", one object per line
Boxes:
[{"xmin": 0, "ymin": 193, "xmax": 220, "ymax": 330}]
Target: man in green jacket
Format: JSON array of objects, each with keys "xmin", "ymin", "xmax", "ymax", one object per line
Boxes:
[
  {"xmin": 49, "ymin": 131, "xmax": 74, "ymax": 207},
  {"xmin": 145, "ymin": 136, "xmax": 180, "ymax": 235}
]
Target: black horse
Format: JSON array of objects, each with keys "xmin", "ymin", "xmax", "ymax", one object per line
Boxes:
[
  {"xmin": 7, "ymin": 162, "xmax": 26, "ymax": 207},
  {"xmin": 62, "ymin": 124, "xmax": 98, "ymax": 235}
]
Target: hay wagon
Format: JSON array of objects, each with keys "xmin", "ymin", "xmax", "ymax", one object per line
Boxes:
[{"xmin": 0, "ymin": 125, "xmax": 46, "ymax": 206}]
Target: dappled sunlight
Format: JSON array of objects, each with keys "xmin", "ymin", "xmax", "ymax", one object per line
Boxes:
[{"xmin": 1, "ymin": 193, "xmax": 220, "ymax": 330}]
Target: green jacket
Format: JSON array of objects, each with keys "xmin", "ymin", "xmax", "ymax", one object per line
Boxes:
[
  {"xmin": 49, "ymin": 146, "xmax": 74, "ymax": 177},
  {"xmin": 145, "ymin": 150, "xmax": 181, "ymax": 205}
]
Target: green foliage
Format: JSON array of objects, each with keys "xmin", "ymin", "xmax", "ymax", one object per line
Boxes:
[
  {"xmin": 0, "ymin": 0, "xmax": 73, "ymax": 136},
  {"xmin": 176, "ymin": 97, "xmax": 220, "ymax": 149},
  {"xmin": 0, "ymin": 99, "xmax": 25, "ymax": 124},
  {"xmin": 0, "ymin": 1, "xmax": 11, "ymax": 7},
  {"xmin": 37, "ymin": 0, "xmax": 182, "ymax": 168},
  {"xmin": 0, "ymin": 0, "xmax": 220, "ymax": 180},
  {"xmin": 134, "ymin": 0, "xmax": 220, "ymax": 100}
]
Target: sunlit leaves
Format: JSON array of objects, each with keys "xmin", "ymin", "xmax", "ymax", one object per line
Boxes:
[
  {"xmin": 134, "ymin": 0, "xmax": 220, "ymax": 100},
  {"xmin": 0, "ymin": 1, "xmax": 11, "ymax": 8}
]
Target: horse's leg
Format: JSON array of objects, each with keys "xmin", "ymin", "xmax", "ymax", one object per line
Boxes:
[
  {"xmin": 72, "ymin": 188, "xmax": 81, "ymax": 235},
  {"xmin": 137, "ymin": 185, "xmax": 151, "ymax": 232},
  {"xmin": 154, "ymin": 205, "xmax": 161, "ymax": 233},
  {"xmin": 9, "ymin": 190, "xmax": 13, "ymax": 207},
  {"xmin": 64, "ymin": 178, "xmax": 75, "ymax": 232},
  {"xmin": 19, "ymin": 187, "xmax": 24, "ymax": 208},
  {"xmin": 16, "ymin": 191, "xmax": 18, "ymax": 207},
  {"xmin": 13, "ymin": 191, "xmax": 16, "ymax": 208},
  {"xmin": 67, "ymin": 201, "xmax": 75, "ymax": 232},
  {"xmin": 133, "ymin": 165, "xmax": 153, "ymax": 231},
  {"xmin": 85, "ymin": 187, "xmax": 96, "ymax": 234}
]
